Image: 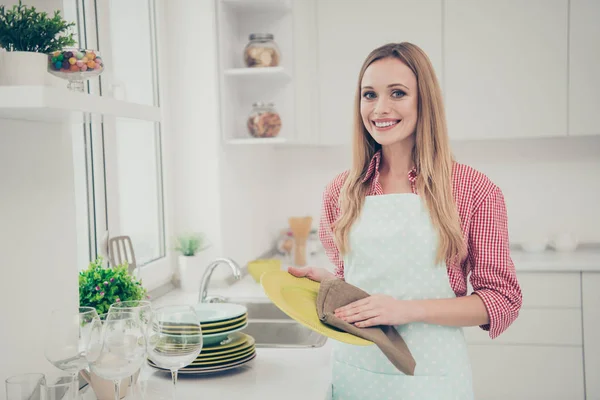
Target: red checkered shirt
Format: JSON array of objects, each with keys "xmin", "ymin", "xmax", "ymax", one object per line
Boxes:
[{"xmin": 318, "ymin": 150, "xmax": 522, "ymax": 339}]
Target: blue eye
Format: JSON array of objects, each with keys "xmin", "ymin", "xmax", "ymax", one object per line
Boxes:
[
  {"xmin": 362, "ymin": 91, "xmax": 376, "ymax": 100},
  {"xmin": 392, "ymin": 90, "xmax": 406, "ymax": 98}
]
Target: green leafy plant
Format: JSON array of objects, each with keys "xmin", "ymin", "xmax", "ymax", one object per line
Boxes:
[
  {"xmin": 175, "ymin": 232, "xmax": 208, "ymax": 256},
  {"xmin": 0, "ymin": 1, "xmax": 76, "ymax": 53},
  {"xmin": 79, "ymin": 256, "xmax": 148, "ymax": 315}
]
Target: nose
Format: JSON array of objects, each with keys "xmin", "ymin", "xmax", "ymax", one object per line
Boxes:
[{"xmin": 373, "ymin": 96, "xmax": 392, "ymax": 116}]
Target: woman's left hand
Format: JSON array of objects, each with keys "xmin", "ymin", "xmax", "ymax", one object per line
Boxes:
[{"xmin": 334, "ymin": 295, "xmax": 421, "ymax": 328}]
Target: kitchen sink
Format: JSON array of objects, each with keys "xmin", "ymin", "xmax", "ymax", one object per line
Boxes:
[
  {"xmin": 243, "ymin": 301, "xmax": 291, "ymax": 320},
  {"xmin": 232, "ymin": 300, "xmax": 327, "ymax": 348}
]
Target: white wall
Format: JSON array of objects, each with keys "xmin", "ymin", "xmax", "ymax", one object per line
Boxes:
[
  {"xmin": 0, "ymin": 120, "xmax": 79, "ymax": 397},
  {"xmin": 161, "ymin": 0, "xmax": 228, "ymax": 279},
  {"xmin": 0, "ymin": 2, "xmax": 79, "ymax": 396},
  {"xmin": 266, "ymin": 136, "xmax": 600, "ymax": 253},
  {"xmin": 162, "ymin": 2, "xmax": 600, "ymax": 273}
]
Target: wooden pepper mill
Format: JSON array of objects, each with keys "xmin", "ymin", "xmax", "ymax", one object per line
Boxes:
[{"xmin": 288, "ymin": 216, "xmax": 312, "ymax": 266}]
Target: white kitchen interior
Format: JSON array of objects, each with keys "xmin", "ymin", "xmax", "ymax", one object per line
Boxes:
[{"xmin": 1, "ymin": 0, "xmax": 599, "ymax": 399}]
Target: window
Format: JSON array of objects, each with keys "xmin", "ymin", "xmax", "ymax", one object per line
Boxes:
[{"xmin": 69, "ymin": 0, "xmax": 169, "ymax": 289}]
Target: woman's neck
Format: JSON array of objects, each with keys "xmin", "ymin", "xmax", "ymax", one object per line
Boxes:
[{"xmin": 379, "ymin": 138, "xmax": 415, "ymax": 179}]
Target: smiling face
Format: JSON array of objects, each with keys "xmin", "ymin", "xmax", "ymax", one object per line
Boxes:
[{"xmin": 360, "ymin": 57, "xmax": 418, "ymax": 147}]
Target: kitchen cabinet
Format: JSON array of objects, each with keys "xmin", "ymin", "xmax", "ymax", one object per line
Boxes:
[
  {"xmin": 464, "ymin": 271, "xmax": 585, "ymax": 399},
  {"xmin": 569, "ymin": 0, "xmax": 600, "ymax": 136},
  {"xmin": 443, "ymin": 0, "xmax": 569, "ymax": 140},
  {"xmin": 467, "ymin": 345, "xmax": 585, "ymax": 400},
  {"xmin": 583, "ymin": 272, "xmax": 600, "ymax": 399},
  {"xmin": 217, "ymin": 0, "xmax": 600, "ymax": 145},
  {"xmin": 315, "ymin": 0, "xmax": 442, "ymax": 146},
  {"xmin": 291, "ymin": 0, "xmax": 320, "ymax": 145}
]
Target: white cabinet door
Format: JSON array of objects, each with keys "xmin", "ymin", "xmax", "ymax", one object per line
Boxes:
[
  {"xmin": 293, "ymin": 0, "xmax": 320, "ymax": 145},
  {"xmin": 464, "ymin": 309, "xmax": 582, "ymax": 346},
  {"xmin": 444, "ymin": 0, "xmax": 568, "ymax": 140},
  {"xmin": 468, "ymin": 345, "xmax": 585, "ymax": 400},
  {"xmin": 316, "ymin": 0, "xmax": 442, "ymax": 146},
  {"xmin": 569, "ymin": 0, "xmax": 600, "ymax": 136},
  {"xmin": 583, "ymin": 272, "xmax": 600, "ymax": 400}
]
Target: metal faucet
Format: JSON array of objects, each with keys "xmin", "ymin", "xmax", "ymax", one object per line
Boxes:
[{"xmin": 198, "ymin": 258, "xmax": 242, "ymax": 303}]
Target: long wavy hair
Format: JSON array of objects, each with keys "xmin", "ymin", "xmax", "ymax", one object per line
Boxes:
[{"xmin": 333, "ymin": 42, "xmax": 466, "ymax": 266}]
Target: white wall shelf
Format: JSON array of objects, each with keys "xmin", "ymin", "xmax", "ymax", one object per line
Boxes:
[
  {"xmin": 0, "ymin": 86, "xmax": 162, "ymax": 124},
  {"xmin": 226, "ymin": 137, "xmax": 287, "ymax": 145},
  {"xmin": 224, "ymin": 67, "xmax": 291, "ymax": 82},
  {"xmin": 221, "ymin": 0, "xmax": 291, "ymax": 13},
  {"xmin": 216, "ymin": 0, "xmax": 295, "ymax": 143}
]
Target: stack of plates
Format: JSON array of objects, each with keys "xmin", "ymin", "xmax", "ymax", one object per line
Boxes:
[
  {"xmin": 148, "ymin": 332, "xmax": 256, "ymax": 374},
  {"xmin": 195, "ymin": 303, "xmax": 249, "ymax": 346},
  {"xmin": 148, "ymin": 303, "xmax": 256, "ymax": 375}
]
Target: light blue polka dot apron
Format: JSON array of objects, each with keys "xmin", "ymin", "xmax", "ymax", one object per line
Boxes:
[{"xmin": 330, "ymin": 194, "xmax": 474, "ymax": 400}]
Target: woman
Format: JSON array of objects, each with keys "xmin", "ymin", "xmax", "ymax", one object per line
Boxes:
[{"xmin": 288, "ymin": 42, "xmax": 522, "ymax": 399}]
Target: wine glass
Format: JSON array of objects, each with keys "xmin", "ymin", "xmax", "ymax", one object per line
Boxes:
[
  {"xmin": 44, "ymin": 306, "xmax": 102, "ymax": 400},
  {"xmin": 87, "ymin": 312, "xmax": 146, "ymax": 400},
  {"xmin": 147, "ymin": 305, "xmax": 203, "ymax": 399},
  {"xmin": 107, "ymin": 300, "xmax": 153, "ymax": 395}
]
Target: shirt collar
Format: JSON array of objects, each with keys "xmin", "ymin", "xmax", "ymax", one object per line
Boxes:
[{"xmin": 362, "ymin": 150, "xmax": 418, "ymax": 184}]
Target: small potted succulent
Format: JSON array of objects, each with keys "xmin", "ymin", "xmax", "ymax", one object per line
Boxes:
[
  {"xmin": 174, "ymin": 232, "xmax": 210, "ymax": 292},
  {"xmin": 78, "ymin": 256, "xmax": 147, "ymax": 399},
  {"xmin": 0, "ymin": 1, "xmax": 76, "ymax": 86}
]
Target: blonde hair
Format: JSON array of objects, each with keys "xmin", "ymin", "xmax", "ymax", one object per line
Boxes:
[{"xmin": 334, "ymin": 42, "xmax": 466, "ymax": 266}]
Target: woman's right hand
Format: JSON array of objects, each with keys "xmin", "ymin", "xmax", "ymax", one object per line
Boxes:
[{"xmin": 287, "ymin": 266, "xmax": 336, "ymax": 283}]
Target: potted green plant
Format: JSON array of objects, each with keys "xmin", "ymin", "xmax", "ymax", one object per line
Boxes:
[
  {"xmin": 0, "ymin": 1, "xmax": 76, "ymax": 86},
  {"xmin": 174, "ymin": 232, "xmax": 210, "ymax": 292},
  {"xmin": 79, "ymin": 256, "xmax": 148, "ymax": 317}
]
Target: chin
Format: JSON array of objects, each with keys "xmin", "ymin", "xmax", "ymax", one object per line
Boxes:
[{"xmin": 368, "ymin": 130, "xmax": 413, "ymax": 147}]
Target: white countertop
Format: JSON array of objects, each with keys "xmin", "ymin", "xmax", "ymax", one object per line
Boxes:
[
  {"xmin": 80, "ymin": 344, "xmax": 332, "ymax": 400},
  {"xmin": 280, "ymin": 247, "xmax": 600, "ymax": 273},
  {"xmin": 139, "ymin": 269, "xmax": 332, "ymax": 400},
  {"xmin": 134, "ymin": 246, "xmax": 600, "ymax": 400},
  {"xmin": 152, "ymin": 247, "xmax": 600, "ymax": 308},
  {"xmin": 140, "ymin": 344, "xmax": 332, "ymax": 400},
  {"xmin": 511, "ymin": 247, "xmax": 600, "ymax": 272}
]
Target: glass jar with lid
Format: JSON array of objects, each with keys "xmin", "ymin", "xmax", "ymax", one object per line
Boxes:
[
  {"xmin": 244, "ymin": 33, "xmax": 281, "ymax": 68},
  {"xmin": 247, "ymin": 102, "xmax": 282, "ymax": 138}
]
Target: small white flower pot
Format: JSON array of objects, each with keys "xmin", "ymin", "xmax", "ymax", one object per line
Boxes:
[
  {"xmin": 177, "ymin": 255, "xmax": 207, "ymax": 292},
  {"xmin": 0, "ymin": 51, "xmax": 50, "ymax": 86}
]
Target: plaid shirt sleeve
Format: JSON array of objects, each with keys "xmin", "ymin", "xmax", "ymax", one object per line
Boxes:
[
  {"xmin": 318, "ymin": 174, "xmax": 347, "ymax": 280},
  {"xmin": 468, "ymin": 186, "xmax": 522, "ymax": 339}
]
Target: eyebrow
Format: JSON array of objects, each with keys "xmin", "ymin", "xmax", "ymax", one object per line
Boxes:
[{"xmin": 361, "ymin": 83, "xmax": 409, "ymax": 90}]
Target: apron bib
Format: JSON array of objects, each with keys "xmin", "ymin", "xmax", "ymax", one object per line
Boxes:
[{"xmin": 331, "ymin": 194, "xmax": 474, "ymax": 400}]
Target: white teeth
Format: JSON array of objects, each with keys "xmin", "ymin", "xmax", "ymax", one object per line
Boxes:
[{"xmin": 374, "ymin": 120, "xmax": 398, "ymax": 128}]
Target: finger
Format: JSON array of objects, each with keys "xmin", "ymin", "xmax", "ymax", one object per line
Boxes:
[
  {"xmin": 335, "ymin": 297, "xmax": 371, "ymax": 314},
  {"xmin": 287, "ymin": 266, "xmax": 310, "ymax": 277},
  {"xmin": 335, "ymin": 302, "xmax": 371, "ymax": 318},
  {"xmin": 341, "ymin": 309, "xmax": 380, "ymax": 324},
  {"xmin": 355, "ymin": 316, "xmax": 382, "ymax": 328}
]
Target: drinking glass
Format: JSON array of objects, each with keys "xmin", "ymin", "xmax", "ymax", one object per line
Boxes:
[
  {"xmin": 42, "ymin": 375, "xmax": 77, "ymax": 400},
  {"xmin": 45, "ymin": 306, "xmax": 101, "ymax": 399},
  {"xmin": 87, "ymin": 312, "xmax": 146, "ymax": 400},
  {"xmin": 5, "ymin": 373, "xmax": 45, "ymax": 400},
  {"xmin": 147, "ymin": 305, "xmax": 203, "ymax": 399},
  {"xmin": 108, "ymin": 300, "xmax": 153, "ymax": 395}
]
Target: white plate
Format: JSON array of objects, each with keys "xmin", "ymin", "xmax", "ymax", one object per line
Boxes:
[{"xmin": 194, "ymin": 303, "xmax": 247, "ymax": 324}]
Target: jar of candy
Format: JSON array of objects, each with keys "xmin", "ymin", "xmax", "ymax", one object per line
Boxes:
[
  {"xmin": 247, "ymin": 102, "xmax": 282, "ymax": 138},
  {"xmin": 243, "ymin": 33, "xmax": 280, "ymax": 68}
]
